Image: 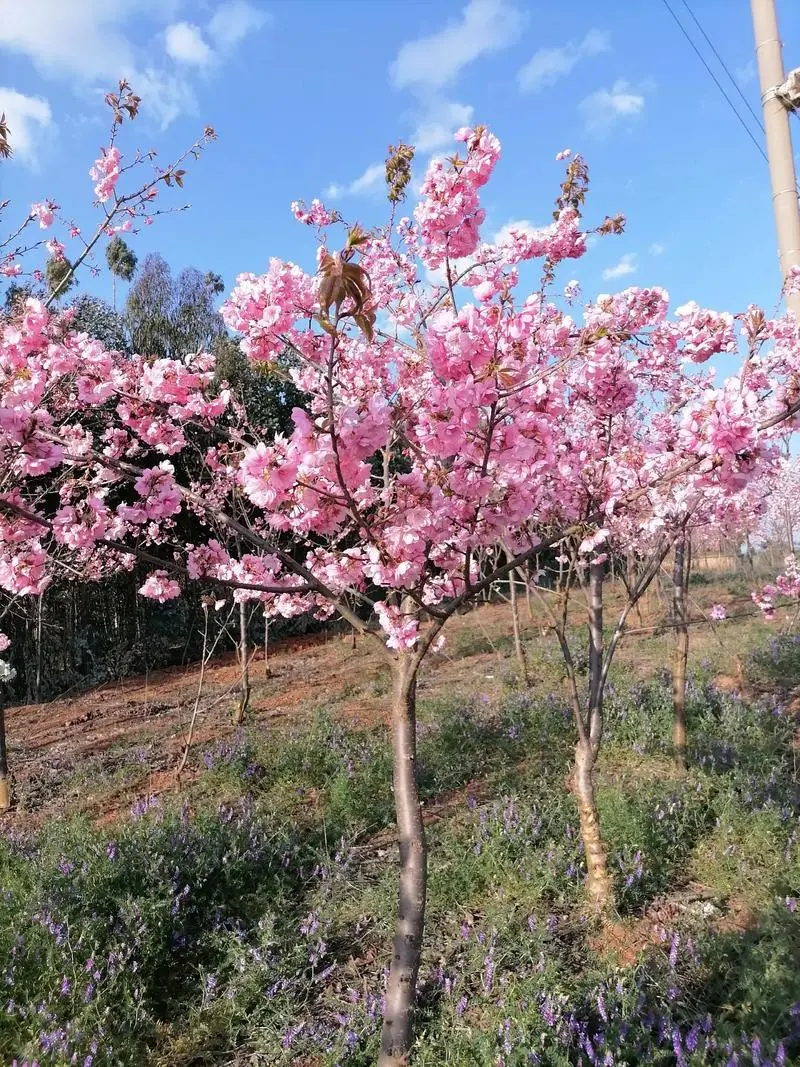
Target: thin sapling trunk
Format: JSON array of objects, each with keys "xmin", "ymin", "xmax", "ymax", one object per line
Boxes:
[
  {"xmin": 263, "ymin": 608, "xmax": 271, "ymax": 678},
  {"xmin": 0, "ymin": 702, "xmax": 9, "ymax": 809},
  {"xmin": 506, "ymin": 550, "xmax": 530, "ymax": 687},
  {"xmin": 672, "ymin": 531, "xmax": 691, "ymax": 772},
  {"xmin": 379, "ymin": 651, "xmax": 427, "ymax": 1067},
  {"xmin": 575, "ymin": 559, "xmax": 613, "ymax": 913},
  {"xmin": 234, "ymin": 600, "xmax": 251, "ymax": 726}
]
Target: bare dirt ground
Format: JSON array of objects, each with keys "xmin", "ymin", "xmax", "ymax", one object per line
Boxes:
[{"xmin": 0, "ymin": 583, "xmax": 759, "ymax": 831}]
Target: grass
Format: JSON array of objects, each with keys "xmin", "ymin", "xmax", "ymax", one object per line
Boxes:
[{"xmin": 1, "ymin": 614, "xmax": 800, "ymax": 1065}]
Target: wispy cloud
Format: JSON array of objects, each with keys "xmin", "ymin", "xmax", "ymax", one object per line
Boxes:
[
  {"xmin": 0, "ymin": 0, "xmax": 268, "ymax": 132},
  {"xmin": 411, "ymin": 99, "xmax": 475, "ymax": 153},
  {"xmin": 649, "ymin": 242, "xmax": 665, "ymax": 256},
  {"xmin": 208, "ymin": 1, "xmax": 270, "ymax": 51},
  {"xmin": 0, "ymin": 86, "xmax": 52, "ymax": 166},
  {"xmin": 518, "ymin": 29, "xmax": 610, "ymax": 93},
  {"xmin": 735, "ymin": 60, "xmax": 756, "ymax": 86},
  {"xmin": 391, "ymin": 0, "xmax": 526, "ymax": 92},
  {"xmin": 327, "ymin": 162, "xmax": 385, "ymax": 199},
  {"xmin": 164, "ymin": 22, "xmax": 213, "ymax": 66},
  {"xmin": 332, "ymin": 0, "xmax": 521, "ymax": 199},
  {"xmin": 602, "ymin": 252, "xmax": 637, "ymax": 280},
  {"xmin": 579, "ymin": 79, "xmax": 647, "ymax": 137}
]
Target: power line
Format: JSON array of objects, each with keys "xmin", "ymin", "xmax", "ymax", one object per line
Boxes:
[
  {"xmin": 661, "ymin": 0, "xmax": 769, "ymax": 164},
  {"xmin": 679, "ymin": 0, "xmax": 766, "ymax": 135}
]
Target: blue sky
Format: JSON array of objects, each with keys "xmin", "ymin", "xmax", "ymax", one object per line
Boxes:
[{"xmin": 1, "ymin": 0, "xmax": 799, "ymax": 318}]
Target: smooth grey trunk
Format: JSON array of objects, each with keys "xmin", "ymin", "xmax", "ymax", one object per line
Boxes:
[
  {"xmin": 507, "ymin": 553, "xmax": 530, "ymax": 687},
  {"xmin": 379, "ymin": 653, "xmax": 427, "ymax": 1067},
  {"xmin": 0, "ymin": 702, "xmax": 9, "ymax": 809},
  {"xmin": 672, "ymin": 533, "xmax": 690, "ymax": 772},
  {"xmin": 263, "ymin": 610, "xmax": 271, "ymax": 678},
  {"xmin": 233, "ymin": 601, "xmax": 250, "ymax": 726},
  {"xmin": 626, "ymin": 551, "xmax": 644, "ymax": 626},
  {"xmin": 34, "ymin": 593, "xmax": 43, "ymax": 704},
  {"xmin": 524, "ymin": 562, "xmax": 534, "ymax": 622},
  {"xmin": 177, "ymin": 605, "xmax": 210, "ymax": 777}
]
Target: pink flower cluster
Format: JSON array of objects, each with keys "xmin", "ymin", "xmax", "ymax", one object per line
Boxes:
[
  {"xmin": 30, "ymin": 201, "xmax": 55, "ymax": 229},
  {"xmin": 414, "ymin": 126, "xmax": 500, "ymax": 270},
  {"xmin": 291, "ymin": 199, "xmax": 335, "ymax": 227},
  {"xmin": 221, "ymin": 259, "xmax": 317, "ymax": 362},
  {"xmin": 89, "ymin": 146, "xmax": 121, "ymax": 204},
  {"xmin": 139, "ymin": 570, "xmax": 181, "ymax": 602}
]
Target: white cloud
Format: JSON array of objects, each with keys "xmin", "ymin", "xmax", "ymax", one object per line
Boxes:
[
  {"xmin": 391, "ymin": 0, "xmax": 525, "ymax": 92},
  {"xmin": 579, "ymin": 79, "xmax": 646, "ymax": 136},
  {"xmin": 0, "ymin": 0, "xmax": 162, "ymax": 82},
  {"xmin": 327, "ymin": 161, "xmax": 384, "ymax": 199},
  {"xmin": 0, "ymin": 0, "xmax": 267, "ymax": 129},
  {"xmin": 649, "ymin": 242, "xmax": 665, "ymax": 256},
  {"xmin": 165, "ymin": 22, "xmax": 213, "ymax": 66},
  {"xmin": 0, "ymin": 86, "xmax": 52, "ymax": 166},
  {"xmin": 208, "ymin": 1, "xmax": 270, "ymax": 51},
  {"xmin": 412, "ymin": 99, "xmax": 474, "ymax": 153},
  {"xmin": 602, "ymin": 253, "xmax": 637, "ymax": 280},
  {"xmin": 518, "ymin": 29, "xmax": 610, "ymax": 93}
]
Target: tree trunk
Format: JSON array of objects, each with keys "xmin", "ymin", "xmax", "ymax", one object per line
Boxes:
[
  {"xmin": 573, "ymin": 561, "xmax": 613, "ymax": 914},
  {"xmin": 573, "ymin": 738, "xmax": 613, "ymax": 914},
  {"xmin": 379, "ymin": 654, "xmax": 427, "ymax": 1066},
  {"xmin": 233, "ymin": 601, "xmax": 250, "ymax": 726},
  {"xmin": 672, "ymin": 533, "xmax": 690, "ymax": 773},
  {"xmin": 587, "ymin": 561, "xmax": 604, "ymax": 750},
  {"xmin": 627, "ymin": 551, "xmax": 644, "ymax": 627},
  {"xmin": 263, "ymin": 610, "xmax": 271, "ymax": 678},
  {"xmin": 507, "ymin": 554, "xmax": 530, "ymax": 687},
  {"xmin": 34, "ymin": 592, "xmax": 43, "ymax": 703},
  {"xmin": 525, "ymin": 561, "xmax": 534, "ymax": 622},
  {"xmin": 0, "ymin": 703, "xmax": 9, "ymax": 810}
]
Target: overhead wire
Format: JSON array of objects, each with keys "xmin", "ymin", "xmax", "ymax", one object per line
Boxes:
[
  {"xmin": 679, "ymin": 0, "xmax": 766, "ymax": 135},
  {"xmin": 661, "ymin": 0, "xmax": 768, "ymax": 164}
]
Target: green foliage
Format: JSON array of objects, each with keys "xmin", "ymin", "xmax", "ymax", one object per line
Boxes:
[
  {"xmin": 745, "ymin": 631, "xmax": 800, "ymax": 691},
  {"xmin": 126, "ymin": 253, "xmax": 225, "ymax": 359},
  {"xmin": 70, "ymin": 293, "xmax": 128, "ymax": 351},
  {"xmin": 105, "ymin": 236, "xmax": 137, "ymax": 282},
  {"xmin": 211, "ymin": 335, "xmax": 305, "ymax": 435},
  {"xmin": 45, "ymin": 256, "xmax": 75, "ymax": 301}
]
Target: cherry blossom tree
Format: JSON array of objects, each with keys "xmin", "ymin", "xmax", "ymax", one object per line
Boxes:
[
  {"xmin": 758, "ymin": 456, "xmax": 800, "ymax": 556},
  {"xmin": 753, "ymin": 553, "xmax": 800, "ymax": 625},
  {"xmin": 4, "ymin": 113, "xmax": 800, "ymax": 1064},
  {"xmin": 0, "ymin": 82, "xmax": 216, "ymax": 809}
]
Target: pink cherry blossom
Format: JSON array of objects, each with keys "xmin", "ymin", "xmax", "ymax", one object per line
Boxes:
[
  {"xmin": 31, "ymin": 201, "xmax": 54, "ymax": 228},
  {"xmin": 90, "ymin": 146, "xmax": 121, "ymax": 203},
  {"xmin": 138, "ymin": 570, "xmax": 181, "ymax": 603}
]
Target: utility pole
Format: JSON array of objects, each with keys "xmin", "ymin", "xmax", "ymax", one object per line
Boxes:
[{"xmin": 751, "ymin": 0, "xmax": 800, "ymax": 317}]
